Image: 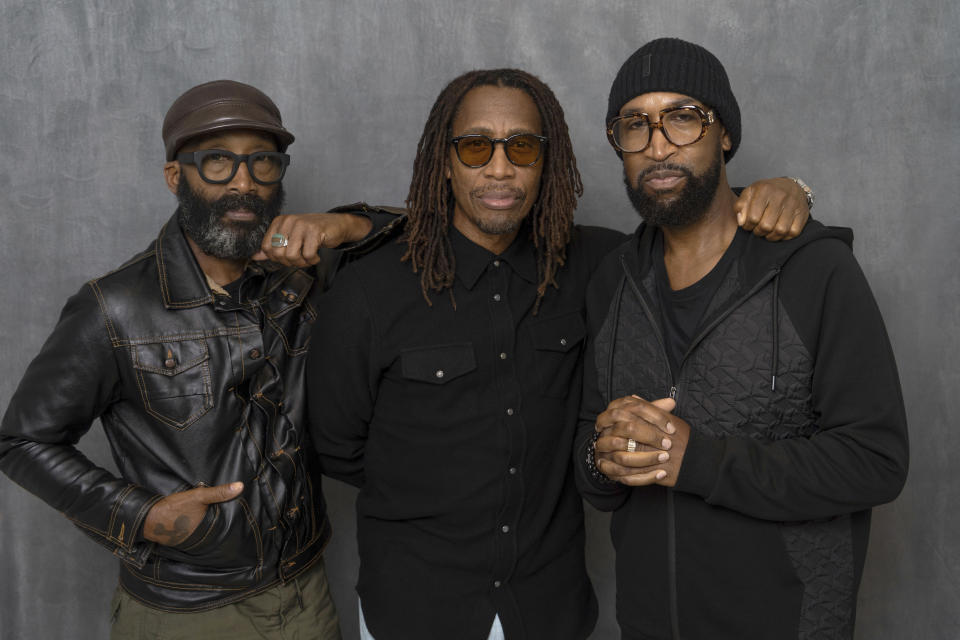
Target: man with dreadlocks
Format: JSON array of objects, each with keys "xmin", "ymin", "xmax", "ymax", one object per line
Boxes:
[{"xmin": 305, "ymin": 68, "xmax": 811, "ymax": 640}]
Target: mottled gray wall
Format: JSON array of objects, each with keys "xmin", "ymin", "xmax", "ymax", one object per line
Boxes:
[{"xmin": 0, "ymin": 1, "xmax": 956, "ymax": 638}]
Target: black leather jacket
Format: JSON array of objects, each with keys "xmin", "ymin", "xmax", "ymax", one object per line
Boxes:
[{"xmin": 0, "ymin": 209, "xmax": 400, "ymax": 611}]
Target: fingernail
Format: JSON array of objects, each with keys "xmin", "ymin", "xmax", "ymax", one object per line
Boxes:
[
  {"xmin": 737, "ymin": 212, "xmax": 745, "ymax": 225},
  {"xmin": 658, "ymin": 452, "xmax": 669, "ymax": 462},
  {"xmin": 231, "ymin": 482, "xmax": 243, "ymax": 491},
  {"xmin": 662, "ymin": 438, "xmax": 672, "ymax": 450},
  {"xmin": 656, "ymin": 470, "xmax": 667, "ymax": 480},
  {"xmin": 665, "ymin": 421, "xmax": 676, "ymax": 434}
]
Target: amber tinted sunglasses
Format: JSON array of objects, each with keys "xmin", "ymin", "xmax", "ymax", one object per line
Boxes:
[{"xmin": 450, "ymin": 133, "xmax": 548, "ymax": 168}]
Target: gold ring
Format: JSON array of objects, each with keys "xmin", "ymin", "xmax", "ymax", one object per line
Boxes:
[{"xmin": 626, "ymin": 438, "xmax": 637, "ymax": 453}]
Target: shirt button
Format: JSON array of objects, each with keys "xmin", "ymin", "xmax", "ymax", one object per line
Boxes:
[
  {"xmin": 492, "ymin": 293, "xmax": 501, "ymax": 302},
  {"xmin": 560, "ymin": 337, "xmax": 568, "ymax": 346},
  {"xmin": 493, "ymin": 260, "xmax": 501, "ymax": 267},
  {"xmin": 164, "ymin": 358, "xmax": 176, "ymax": 369},
  {"xmin": 435, "ymin": 370, "xmax": 445, "ymax": 379},
  {"xmin": 499, "ymin": 352, "xmax": 507, "ymax": 360},
  {"xmin": 506, "ymin": 408, "xmax": 514, "ymax": 416},
  {"xmin": 494, "ymin": 580, "xmax": 502, "ymax": 588},
  {"xmin": 249, "ymin": 348, "xmax": 261, "ymax": 360},
  {"xmin": 501, "ymin": 525, "xmax": 510, "ymax": 533},
  {"xmin": 508, "ymin": 467, "xmax": 517, "ymax": 475}
]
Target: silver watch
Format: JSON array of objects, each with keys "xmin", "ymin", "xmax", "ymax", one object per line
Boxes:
[{"xmin": 788, "ymin": 177, "xmax": 815, "ymax": 211}]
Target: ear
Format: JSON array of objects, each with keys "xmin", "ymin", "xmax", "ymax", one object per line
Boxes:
[
  {"xmin": 163, "ymin": 161, "xmax": 181, "ymax": 196},
  {"xmin": 720, "ymin": 125, "xmax": 732, "ymax": 153}
]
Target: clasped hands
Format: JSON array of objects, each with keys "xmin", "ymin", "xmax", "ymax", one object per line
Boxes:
[{"xmin": 594, "ymin": 395, "xmax": 690, "ymax": 487}]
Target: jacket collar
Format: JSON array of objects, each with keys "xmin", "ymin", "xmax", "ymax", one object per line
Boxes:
[
  {"xmin": 154, "ymin": 212, "xmax": 216, "ymax": 309},
  {"xmin": 155, "ymin": 211, "xmax": 304, "ymax": 310},
  {"xmin": 450, "ymin": 223, "xmax": 538, "ymax": 290}
]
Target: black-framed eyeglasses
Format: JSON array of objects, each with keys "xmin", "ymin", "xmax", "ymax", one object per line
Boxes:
[
  {"xmin": 607, "ymin": 105, "xmax": 716, "ymax": 153},
  {"xmin": 450, "ymin": 133, "xmax": 548, "ymax": 168},
  {"xmin": 176, "ymin": 150, "xmax": 291, "ymax": 185}
]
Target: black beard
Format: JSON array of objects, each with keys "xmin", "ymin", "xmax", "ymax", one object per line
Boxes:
[
  {"xmin": 176, "ymin": 179, "xmax": 285, "ymax": 259},
  {"xmin": 624, "ymin": 156, "xmax": 721, "ymax": 228}
]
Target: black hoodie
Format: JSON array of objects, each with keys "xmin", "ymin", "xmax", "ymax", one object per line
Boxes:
[{"xmin": 575, "ymin": 220, "xmax": 909, "ymax": 640}]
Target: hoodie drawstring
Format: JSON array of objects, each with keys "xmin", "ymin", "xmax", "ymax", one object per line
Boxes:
[{"xmin": 771, "ymin": 268, "xmax": 781, "ymax": 392}]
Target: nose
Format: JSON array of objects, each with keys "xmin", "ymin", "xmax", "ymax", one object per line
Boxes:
[
  {"xmin": 228, "ymin": 158, "xmax": 258, "ymax": 193},
  {"xmin": 483, "ymin": 142, "xmax": 516, "ymax": 180},
  {"xmin": 645, "ymin": 124, "xmax": 677, "ymax": 162}
]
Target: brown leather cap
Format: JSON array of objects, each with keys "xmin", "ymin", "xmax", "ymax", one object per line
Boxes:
[{"xmin": 162, "ymin": 80, "xmax": 295, "ymax": 160}]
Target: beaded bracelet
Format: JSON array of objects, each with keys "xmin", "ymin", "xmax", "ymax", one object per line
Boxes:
[{"xmin": 585, "ymin": 430, "xmax": 615, "ymax": 484}]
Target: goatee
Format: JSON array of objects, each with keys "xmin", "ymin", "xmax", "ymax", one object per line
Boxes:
[
  {"xmin": 176, "ymin": 179, "xmax": 285, "ymax": 259},
  {"xmin": 624, "ymin": 156, "xmax": 721, "ymax": 228}
]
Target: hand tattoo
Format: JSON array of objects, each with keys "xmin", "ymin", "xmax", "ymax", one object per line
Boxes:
[{"xmin": 152, "ymin": 514, "xmax": 193, "ymax": 545}]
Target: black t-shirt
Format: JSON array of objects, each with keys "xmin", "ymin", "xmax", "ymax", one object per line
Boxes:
[{"xmin": 652, "ymin": 229, "xmax": 745, "ymax": 376}]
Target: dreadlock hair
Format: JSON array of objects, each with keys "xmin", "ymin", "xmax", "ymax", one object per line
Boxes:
[{"xmin": 402, "ymin": 68, "xmax": 584, "ymax": 313}]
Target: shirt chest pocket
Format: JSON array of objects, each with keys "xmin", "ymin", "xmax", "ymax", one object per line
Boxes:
[
  {"xmin": 529, "ymin": 311, "xmax": 586, "ymax": 398},
  {"xmin": 131, "ymin": 338, "xmax": 213, "ymax": 430},
  {"xmin": 400, "ymin": 343, "xmax": 477, "ymax": 385}
]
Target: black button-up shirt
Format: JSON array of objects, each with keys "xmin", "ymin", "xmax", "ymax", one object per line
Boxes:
[{"xmin": 307, "ymin": 222, "xmax": 625, "ymax": 640}]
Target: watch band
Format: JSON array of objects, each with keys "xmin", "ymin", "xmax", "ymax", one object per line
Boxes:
[{"xmin": 788, "ymin": 176, "xmax": 815, "ymax": 211}]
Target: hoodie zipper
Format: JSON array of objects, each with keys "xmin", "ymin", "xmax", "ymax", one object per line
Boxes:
[
  {"xmin": 618, "ymin": 256, "xmax": 782, "ymax": 640},
  {"xmin": 619, "ymin": 257, "xmax": 682, "ymax": 639}
]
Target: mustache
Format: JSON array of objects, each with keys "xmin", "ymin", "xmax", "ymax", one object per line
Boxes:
[
  {"xmin": 470, "ymin": 184, "xmax": 526, "ymax": 200},
  {"xmin": 209, "ymin": 193, "xmax": 268, "ymax": 219}
]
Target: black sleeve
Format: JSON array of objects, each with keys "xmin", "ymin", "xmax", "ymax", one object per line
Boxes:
[
  {"xmin": 327, "ymin": 202, "xmax": 406, "ymax": 256},
  {"xmin": 573, "ymin": 252, "xmax": 631, "ymax": 511},
  {"xmin": 305, "ymin": 265, "xmax": 379, "ymax": 487}
]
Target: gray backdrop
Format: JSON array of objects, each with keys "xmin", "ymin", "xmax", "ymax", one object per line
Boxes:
[{"xmin": 1, "ymin": 1, "xmax": 956, "ymax": 638}]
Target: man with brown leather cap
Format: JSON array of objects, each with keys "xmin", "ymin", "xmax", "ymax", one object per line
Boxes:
[{"xmin": 0, "ymin": 79, "xmax": 392, "ymax": 639}]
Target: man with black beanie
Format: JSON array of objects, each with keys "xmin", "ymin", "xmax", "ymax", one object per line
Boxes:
[{"xmin": 575, "ymin": 38, "xmax": 909, "ymax": 639}]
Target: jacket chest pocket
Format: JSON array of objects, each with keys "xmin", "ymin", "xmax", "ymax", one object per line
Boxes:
[
  {"xmin": 131, "ymin": 338, "xmax": 213, "ymax": 430},
  {"xmin": 529, "ymin": 311, "xmax": 586, "ymax": 398},
  {"xmin": 262, "ymin": 270, "xmax": 315, "ymax": 356}
]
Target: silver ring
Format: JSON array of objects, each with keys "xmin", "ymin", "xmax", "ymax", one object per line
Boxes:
[
  {"xmin": 626, "ymin": 438, "xmax": 637, "ymax": 453},
  {"xmin": 270, "ymin": 233, "xmax": 289, "ymax": 248}
]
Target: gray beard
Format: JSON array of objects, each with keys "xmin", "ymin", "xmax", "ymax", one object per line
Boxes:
[
  {"xmin": 176, "ymin": 179, "xmax": 285, "ymax": 260},
  {"xmin": 624, "ymin": 156, "xmax": 721, "ymax": 228}
]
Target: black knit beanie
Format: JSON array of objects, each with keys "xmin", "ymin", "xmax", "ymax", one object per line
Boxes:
[{"xmin": 606, "ymin": 37, "xmax": 741, "ymax": 162}]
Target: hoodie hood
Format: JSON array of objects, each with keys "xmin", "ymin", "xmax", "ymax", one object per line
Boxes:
[{"xmin": 624, "ymin": 218, "xmax": 853, "ymax": 295}]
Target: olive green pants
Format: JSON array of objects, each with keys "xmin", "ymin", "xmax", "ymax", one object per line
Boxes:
[{"xmin": 110, "ymin": 559, "xmax": 341, "ymax": 640}]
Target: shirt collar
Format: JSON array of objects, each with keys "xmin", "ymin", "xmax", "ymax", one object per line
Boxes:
[{"xmin": 449, "ymin": 223, "xmax": 538, "ymax": 290}]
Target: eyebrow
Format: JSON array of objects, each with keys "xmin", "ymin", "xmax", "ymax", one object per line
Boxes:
[
  {"xmin": 620, "ymin": 97, "xmax": 705, "ymax": 116},
  {"xmin": 458, "ymin": 127, "xmax": 542, "ymax": 137},
  {"xmin": 663, "ymin": 97, "xmax": 704, "ymax": 109}
]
